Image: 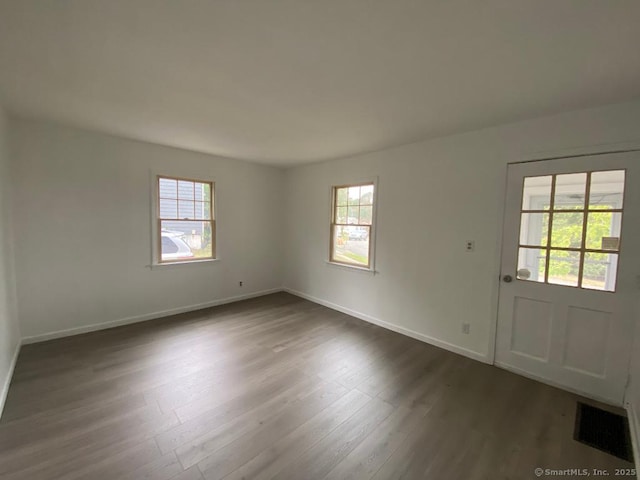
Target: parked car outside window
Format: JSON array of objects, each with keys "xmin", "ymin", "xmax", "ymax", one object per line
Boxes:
[
  {"xmin": 346, "ymin": 226, "xmax": 369, "ymax": 241},
  {"xmin": 161, "ymin": 231, "xmax": 194, "ymax": 260}
]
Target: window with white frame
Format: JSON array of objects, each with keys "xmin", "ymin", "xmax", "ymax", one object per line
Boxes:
[
  {"xmin": 330, "ymin": 182, "xmax": 375, "ymax": 269},
  {"xmin": 157, "ymin": 176, "xmax": 215, "ymax": 263}
]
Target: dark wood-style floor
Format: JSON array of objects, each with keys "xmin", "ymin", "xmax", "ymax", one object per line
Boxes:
[{"xmin": 0, "ymin": 293, "xmax": 633, "ymax": 479}]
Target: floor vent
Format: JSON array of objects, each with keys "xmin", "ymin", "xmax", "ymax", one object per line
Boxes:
[{"xmin": 574, "ymin": 402, "xmax": 633, "ymax": 462}]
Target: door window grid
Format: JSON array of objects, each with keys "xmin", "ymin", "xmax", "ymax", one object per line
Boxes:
[{"xmin": 516, "ymin": 170, "xmax": 624, "ymax": 292}]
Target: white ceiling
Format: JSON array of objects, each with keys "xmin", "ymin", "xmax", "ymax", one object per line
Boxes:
[{"xmin": 1, "ymin": 1, "xmax": 639, "ymax": 166}]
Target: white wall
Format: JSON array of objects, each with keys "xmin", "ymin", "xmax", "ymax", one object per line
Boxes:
[
  {"xmin": 0, "ymin": 106, "xmax": 20, "ymax": 415},
  {"xmin": 628, "ymin": 311, "xmax": 640, "ymax": 464},
  {"xmin": 283, "ymin": 100, "xmax": 640, "ymax": 361},
  {"xmin": 10, "ymin": 118, "xmax": 285, "ymax": 340}
]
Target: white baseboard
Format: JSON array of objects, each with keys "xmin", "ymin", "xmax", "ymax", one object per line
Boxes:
[
  {"xmin": 284, "ymin": 288, "xmax": 489, "ymax": 364},
  {"xmin": 627, "ymin": 402, "xmax": 640, "ymax": 478},
  {"xmin": 21, "ymin": 288, "xmax": 284, "ymax": 345},
  {"xmin": 495, "ymin": 360, "xmax": 621, "ymax": 407},
  {"xmin": 0, "ymin": 340, "xmax": 20, "ymax": 419}
]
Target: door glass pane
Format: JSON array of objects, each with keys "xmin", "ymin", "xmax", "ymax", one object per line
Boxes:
[
  {"xmin": 547, "ymin": 250, "xmax": 580, "ymax": 287},
  {"xmin": 582, "ymin": 252, "xmax": 618, "ymax": 292},
  {"xmin": 516, "ymin": 170, "xmax": 625, "ymax": 292},
  {"xmin": 550, "ymin": 212, "xmax": 584, "ymax": 248},
  {"xmin": 590, "ymin": 170, "xmax": 625, "ymax": 209},
  {"xmin": 554, "ymin": 173, "xmax": 587, "ymax": 210},
  {"xmin": 517, "ymin": 247, "xmax": 546, "ymax": 283},
  {"xmin": 522, "ymin": 176, "xmax": 552, "ymax": 210},
  {"xmin": 585, "ymin": 212, "xmax": 622, "ymax": 251},
  {"xmin": 519, "ymin": 212, "xmax": 549, "ymax": 247}
]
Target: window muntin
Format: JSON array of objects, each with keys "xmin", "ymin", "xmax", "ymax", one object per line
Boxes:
[
  {"xmin": 330, "ymin": 183, "xmax": 374, "ymax": 268},
  {"xmin": 516, "ymin": 170, "xmax": 624, "ymax": 292},
  {"xmin": 157, "ymin": 176, "xmax": 215, "ymax": 263}
]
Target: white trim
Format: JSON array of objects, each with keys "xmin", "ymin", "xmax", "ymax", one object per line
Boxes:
[
  {"xmin": 519, "ymin": 141, "xmax": 640, "ymax": 164},
  {"xmin": 284, "ymin": 287, "xmax": 489, "ymax": 364},
  {"xmin": 148, "ymin": 258, "xmax": 220, "ymax": 270},
  {"xmin": 487, "ymin": 163, "xmax": 510, "ymax": 365},
  {"xmin": 21, "ymin": 288, "xmax": 283, "ymax": 345},
  {"xmin": 0, "ymin": 341, "xmax": 20, "ymax": 419},
  {"xmin": 325, "ymin": 260, "xmax": 376, "ymax": 275},
  {"xmin": 495, "ymin": 360, "xmax": 621, "ymax": 407},
  {"xmin": 627, "ymin": 402, "xmax": 640, "ymax": 478}
]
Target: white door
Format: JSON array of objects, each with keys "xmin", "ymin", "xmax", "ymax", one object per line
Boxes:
[{"xmin": 495, "ymin": 152, "xmax": 640, "ymax": 405}]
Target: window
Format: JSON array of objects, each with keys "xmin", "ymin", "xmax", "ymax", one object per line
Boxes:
[
  {"xmin": 330, "ymin": 182, "xmax": 375, "ymax": 268},
  {"xmin": 516, "ymin": 170, "xmax": 624, "ymax": 292},
  {"xmin": 157, "ymin": 176, "xmax": 215, "ymax": 263}
]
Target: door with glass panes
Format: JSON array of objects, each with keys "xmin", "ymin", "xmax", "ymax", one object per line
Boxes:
[{"xmin": 495, "ymin": 152, "xmax": 640, "ymax": 405}]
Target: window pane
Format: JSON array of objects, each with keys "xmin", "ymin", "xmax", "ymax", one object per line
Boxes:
[
  {"xmin": 336, "ymin": 188, "xmax": 348, "ymax": 207},
  {"xmin": 547, "ymin": 250, "xmax": 580, "ymax": 287},
  {"xmin": 159, "ymin": 178, "xmax": 177, "ymax": 199},
  {"xmin": 360, "ymin": 185, "xmax": 374, "ymax": 205},
  {"xmin": 519, "ymin": 212, "xmax": 549, "ymax": 247},
  {"xmin": 359, "ymin": 205, "xmax": 373, "ymax": 225},
  {"xmin": 590, "ymin": 170, "xmax": 624, "ymax": 209},
  {"xmin": 160, "ymin": 226, "xmax": 193, "ymax": 261},
  {"xmin": 585, "ymin": 212, "xmax": 622, "ymax": 251},
  {"xmin": 550, "ymin": 211, "xmax": 584, "ymax": 248},
  {"xmin": 332, "ymin": 225, "xmax": 370, "ymax": 267},
  {"xmin": 347, "ymin": 206, "xmax": 359, "ymax": 224},
  {"xmin": 178, "ymin": 180, "xmax": 195, "ymax": 200},
  {"xmin": 517, "ymin": 247, "xmax": 546, "ymax": 283},
  {"xmin": 195, "ymin": 201, "xmax": 211, "ymax": 220},
  {"xmin": 348, "ymin": 186, "xmax": 360, "ymax": 205},
  {"xmin": 161, "ymin": 236, "xmax": 179, "ymax": 254},
  {"xmin": 194, "ymin": 182, "xmax": 209, "ymax": 202},
  {"xmin": 159, "ymin": 198, "xmax": 177, "ymax": 219},
  {"xmin": 582, "ymin": 252, "xmax": 618, "ymax": 292},
  {"xmin": 161, "ymin": 220, "xmax": 213, "ymax": 261},
  {"xmin": 554, "ymin": 173, "xmax": 587, "ymax": 210},
  {"xmin": 336, "ymin": 206, "xmax": 347, "ymax": 224},
  {"xmin": 178, "ymin": 200, "xmax": 195, "ymax": 219},
  {"xmin": 522, "ymin": 175, "xmax": 552, "ymax": 210}
]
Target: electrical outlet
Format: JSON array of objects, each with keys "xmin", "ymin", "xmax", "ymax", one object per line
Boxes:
[
  {"xmin": 462, "ymin": 323, "xmax": 470, "ymax": 334},
  {"xmin": 239, "ymin": 281, "xmax": 243, "ymax": 287},
  {"xmin": 465, "ymin": 240, "xmax": 475, "ymax": 252}
]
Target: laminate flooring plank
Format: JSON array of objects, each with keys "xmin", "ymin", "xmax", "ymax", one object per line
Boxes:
[
  {"xmin": 219, "ymin": 389, "xmax": 373, "ymax": 480},
  {"xmin": 0, "ymin": 292, "xmax": 633, "ymax": 480},
  {"xmin": 196, "ymin": 381, "xmax": 349, "ymax": 479}
]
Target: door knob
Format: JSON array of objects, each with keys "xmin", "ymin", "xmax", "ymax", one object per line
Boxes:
[{"xmin": 503, "ymin": 275, "xmax": 513, "ymax": 283}]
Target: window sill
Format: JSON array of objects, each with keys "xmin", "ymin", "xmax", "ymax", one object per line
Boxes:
[
  {"xmin": 149, "ymin": 258, "xmax": 219, "ymax": 270},
  {"xmin": 325, "ymin": 261, "xmax": 376, "ymax": 275}
]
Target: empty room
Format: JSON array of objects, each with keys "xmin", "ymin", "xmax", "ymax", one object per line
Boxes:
[{"xmin": 1, "ymin": 1, "xmax": 640, "ymax": 479}]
